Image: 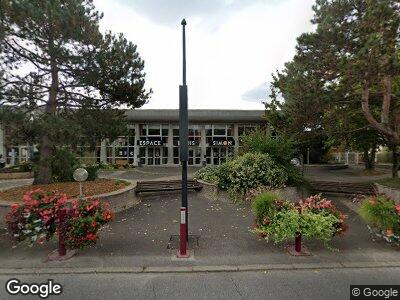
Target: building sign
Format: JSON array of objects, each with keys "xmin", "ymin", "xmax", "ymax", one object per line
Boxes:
[
  {"xmin": 173, "ymin": 140, "xmax": 200, "ymax": 147},
  {"xmin": 137, "ymin": 138, "xmax": 164, "ymax": 146},
  {"xmin": 211, "ymin": 138, "xmax": 235, "ymax": 147}
]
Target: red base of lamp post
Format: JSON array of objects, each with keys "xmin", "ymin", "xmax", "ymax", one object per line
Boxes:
[
  {"xmin": 45, "ymin": 249, "xmax": 77, "ymax": 262},
  {"xmin": 286, "ymin": 233, "xmax": 311, "ymax": 256},
  {"xmin": 176, "ymin": 249, "xmax": 191, "ymax": 258}
]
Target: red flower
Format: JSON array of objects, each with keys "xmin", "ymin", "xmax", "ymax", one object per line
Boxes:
[
  {"xmin": 86, "ymin": 233, "xmax": 97, "ymax": 241},
  {"xmin": 10, "ymin": 203, "xmax": 19, "ymax": 213}
]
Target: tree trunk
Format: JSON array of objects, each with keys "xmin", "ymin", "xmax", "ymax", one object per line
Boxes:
[
  {"xmin": 363, "ymin": 149, "xmax": 371, "ymax": 170},
  {"xmin": 33, "ymin": 135, "xmax": 53, "ymax": 184},
  {"xmin": 363, "ymin": 147, "xmax": 376, "ymax": 171},
  {"xmin": 392, "ymin": 146, "xmax": 399, "ymax": 179},
  {"xmin": 33, "ymin": 38, "xmax": 58, "ymax": 184}
]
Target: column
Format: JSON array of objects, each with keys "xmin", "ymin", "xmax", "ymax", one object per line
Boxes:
[
  {"xmin": 233, "ymin": 124, "xmax": 239, "ymax": 155},
  {"xmin": 0, "ymin": 125, "xmax": 5, "ymax": 158},
  {"xmin": 111, "ymin": 141, "xmax": 116, "ymax": 164},
  {"xmin": 167, "ymin": 123, "xmax": 174, "ymax": 165},
  {"xmin": 133, "ymin": 124, "xmax": 140, "ymax": 166},
  {"xmin": 200, "ymin": 125, "xmax": 206, "ymax": 166},
  {"xmin": 100, "ymin": 140, "xmax": 107, "ymax": 163}
]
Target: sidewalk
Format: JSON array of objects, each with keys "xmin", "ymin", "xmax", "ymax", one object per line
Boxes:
[
  {"xmin": 0, "ymin": 193, "xmax": 399, "ymax": 273},
  {"xmin": 304, "ymin": 165, "xmax": 392, "ymax": 183}
]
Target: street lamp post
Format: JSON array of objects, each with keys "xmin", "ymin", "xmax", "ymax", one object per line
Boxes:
[{"xmin": 177, "ymin": 18, "xmax": 190, "ymax": 258}]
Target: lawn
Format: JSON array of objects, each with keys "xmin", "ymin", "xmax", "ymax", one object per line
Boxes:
[
  {"xmin": 0, "ymin": 178, "xmax": 130, "ymax": 203},
  {"xmin": 376, "ymin": 178, "xmax": 400, "ymax": 190}
]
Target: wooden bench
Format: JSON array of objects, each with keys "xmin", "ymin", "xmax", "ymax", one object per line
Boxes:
[{"xmin": 134, "ymin": 179, "xmax": 203, "ymax": 194}]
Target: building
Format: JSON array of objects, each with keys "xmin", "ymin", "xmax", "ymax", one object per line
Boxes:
[{"xmin": 0, "ymin": 109, "xmax": 266, "ymax": 167}]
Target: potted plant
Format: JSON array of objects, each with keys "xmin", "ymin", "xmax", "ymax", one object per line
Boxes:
[{"xmin": 251, "ymin": 192, "xmax": 347, "ymax": 250}]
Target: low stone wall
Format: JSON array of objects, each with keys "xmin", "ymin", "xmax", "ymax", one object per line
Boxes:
[
  {"xmin": 0, "ymin": 179, "xmax": 140, "ymax": 227},
  {"xmin": 90, "ymin": 180, "xmax": 140, "ymax": 213},
  {"xmin": 374, "ymin": 183, "xmax": 400, "ymax": 203},
  {"xmin": 0, "ymin": 172, "xmax": 33, "ymax": 180},
  {"xmin": 198, "ymin": 180, "xmax": 306, "ymax": 203}
]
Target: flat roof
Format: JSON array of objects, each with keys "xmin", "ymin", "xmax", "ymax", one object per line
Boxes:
[{"xmin": 125, "ymin": 109, "xmax": 265, "ymax": 123}]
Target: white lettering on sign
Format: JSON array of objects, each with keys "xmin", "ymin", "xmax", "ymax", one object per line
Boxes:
[
  {"xmin": 212, "ymin": 140, "xmax": 234, "ymax": 146},
  {"xmin": 138, "ymin": 140, "xmax": 163, "ymax": 146},
  {"xmin": 180, "ymin": 210, "xmax": 186, "ymax": 224}
]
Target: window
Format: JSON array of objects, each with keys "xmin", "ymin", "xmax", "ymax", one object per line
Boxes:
[
  {"xmin": 213, "ymin": 125, "xmax": 226, "ymax": 136},
  {"xmin": 148, "ymin": 124, "xmax": 161, "ymax": 136}
]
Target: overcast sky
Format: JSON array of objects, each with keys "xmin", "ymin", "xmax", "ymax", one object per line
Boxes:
[{"xmin": 94, "ymin": 0, "xmax": 315, "ymax": 110}]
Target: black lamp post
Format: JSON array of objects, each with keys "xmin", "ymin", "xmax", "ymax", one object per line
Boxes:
[{"xmin": 178, "ymin": 18, "xmax": 190, "ymax": 257}]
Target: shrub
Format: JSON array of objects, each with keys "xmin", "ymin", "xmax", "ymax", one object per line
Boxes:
[
  {"xmin": 65, "ymin": 197, "xmax": 112, "ymax": 249},
  {"xmin": 360, "ymin": 195, "xmax": 400, "ymax": 233},
  {"xmin": 240, "ymin": 131, "xmax": 303, "ymax": 185},
  {"xmin": 85, "ymin": 164, "xmax": 99, "ymax": 181},
  {"xmin": 195, "ymin": 153, "xmax": 289, "ymax": 201},
  {"xmin": 51, "ymin": 148, "xmax": 81, "ymax": 182},
  {"xmin": 241, "ymin": 130, "xmax": 295, "ymax": 166},
  {"xmin": 98, "ymin": 162, "xmax": 116, "ymax": 170},
  {"xmin": 252, "ymin": 192, "xmax": 280, "ymax": 224},
  {"xmin": 5, "ymin": 189, "xmax": 112, "ymax": 250},
  {"xmin": 220, "ymin": 153, "xmax": 288, "ymax": 200},
  {"xmin": 194, "ymin": 166, "xmax": 219, "ymax": 184},
  {"xmin": 252, "ymin": 193, "xmax": 347, "ymax": 248},
  {"xmin": 19, "ymin": 162, "xmax": 34, "ymax": 172}
]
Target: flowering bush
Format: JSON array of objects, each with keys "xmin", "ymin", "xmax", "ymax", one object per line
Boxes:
[
  {"xmin": 5, "ymin": 189, "xmax": 68, "ymax": 245},
  {"xmin": 252, "ymin": 193, "xmax": 347, "ymax": 248},
  {"xmin": 196, "ymin": 153, "xmax": 289, "ymax": 201},
  {"xmin": 360, "ymin": 194, "xmax": 400, "ymax": 241},
  {"xmin": 64, "ymin": 197, "xmax": 112, "ymax": 249},
  {"xmin": 5, "ymin": 189, "xmax": 112, "ymax": 250},
  {"xmin": 298, "ymin": 194, "xmax": 348, "ymax": 235}
]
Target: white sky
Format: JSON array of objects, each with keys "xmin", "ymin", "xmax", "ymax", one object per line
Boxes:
[{"xmin": 94, "ymin": 0, "xmax": 315, "ymax": 109}]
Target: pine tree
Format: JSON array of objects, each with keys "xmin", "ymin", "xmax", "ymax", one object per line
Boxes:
[{"xmin": 0, "ymin": 0, "xmax": 150, "ymax": 183}]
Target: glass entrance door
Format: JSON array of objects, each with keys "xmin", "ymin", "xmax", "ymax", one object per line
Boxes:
[{"xmin": 146, "ymin": 147, "xmax": 162, "ymax": 165}]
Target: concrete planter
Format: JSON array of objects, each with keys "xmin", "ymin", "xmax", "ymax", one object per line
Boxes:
[
  {"xmin": 0, "ymin": 179, "xmax": 140, "ymax": 227},
  {"xmin": 197, "ymin": 179, "xmax": 306, "ymax": 203},
  {"xmin": 0, "ymin": 172, "xmax": 33, "ymax": 179},
  {"xmin": 374, "ymin": 183, "xmax": 400, "ymax": 203}
]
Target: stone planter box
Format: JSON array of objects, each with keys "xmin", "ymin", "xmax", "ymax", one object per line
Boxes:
[
  {"xmin": 198, "ymin": 180, "xmax": 306, "ymax": 203},
  {"xmin": 0, "ymin": 172, "xmax": 33, "ymax": 180},
  {"xmin": 374, "ymin": 183, "xmax": 400, "ymax": 203}
]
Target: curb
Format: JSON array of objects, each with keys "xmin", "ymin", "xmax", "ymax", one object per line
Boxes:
[{"xmin": 1, "ymin": 262, "xmax": 400, "ymax": 275}]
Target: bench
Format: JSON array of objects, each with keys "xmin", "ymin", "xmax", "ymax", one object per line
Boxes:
[{"xmin": 134, "ymin": 179, "xmax": 203, "ymax": 194}]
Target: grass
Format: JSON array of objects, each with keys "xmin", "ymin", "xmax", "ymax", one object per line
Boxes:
[
  {"xmin": 0, "ymin": 178, "xmax": 131, "ymax": 203},
  {"xmin": 376, "ymin": 178, "xmax": 400, "ymax": 189}
]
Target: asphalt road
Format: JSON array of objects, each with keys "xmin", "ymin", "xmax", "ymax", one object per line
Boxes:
[{"xmin": 1, "ymin": 267, "xmax": 400, "ymax": 300}]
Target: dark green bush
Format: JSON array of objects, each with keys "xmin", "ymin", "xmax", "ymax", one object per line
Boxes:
[
  {"xmin": 196, "ymin": 153, "xmax": 289, "ymax": 201},
  {"xmin": 85, "ymin": 165, "xmax": 99, "ymax": 181},
  {"xmin": 194, "ymin": 166, "xmax": 219, "ymax": 184},
  {"xmin": 240, "ymin": 130, "xmax": 303, "ymax": 185},
  {"xmin": 252, "ymin": 192, "xmax": 280, "ymax": 224},
  {"xmin": 19, "ymin": 162, "xmax": 34, "ymax": 172},
  {"xmin": 51, "ymin": 148, "xmax": 81, "ymax": 182}
]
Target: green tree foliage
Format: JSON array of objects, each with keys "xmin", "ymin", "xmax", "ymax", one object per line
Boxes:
[
  {"xmin": 271, "ymin": 0, "xmax": 400, "ymax": 176},
  {"xmin": 240, "ymin": 130, "xmax": 303, "ymax": 184},
  {"xmin": 0, "ymin": 0, "xmax": 151, "ymax": 184}
]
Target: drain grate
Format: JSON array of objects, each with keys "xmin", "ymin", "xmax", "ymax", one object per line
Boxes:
[{"xmin": 167, "ymin": 234, "xmax": 200, "ymax": 250}]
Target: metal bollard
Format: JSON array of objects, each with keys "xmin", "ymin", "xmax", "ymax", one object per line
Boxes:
[
  {"xmin": 58, "ymin": 208, "xmax": 67, "ymax": 257},
  {"xmin": 295, "ymin": 232, "xmax": 302, "ymax": 253},
  {"xmin": 179, "ymin": 207, "xmax": 187, "ymax": 256}
]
